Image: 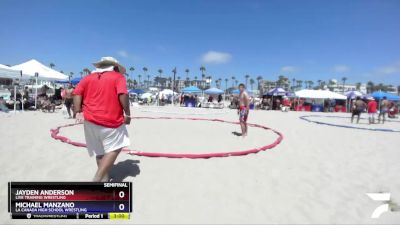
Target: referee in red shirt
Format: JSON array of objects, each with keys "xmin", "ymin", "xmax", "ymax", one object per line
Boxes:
[{"xmin": 73, "ymin": 57, "xmax": 131, "ymax": 182}]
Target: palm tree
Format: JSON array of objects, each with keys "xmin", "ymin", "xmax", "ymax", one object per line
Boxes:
[
  {"xmin": 158, "ymin": 69, "xmax": 163, "ymax": 77},
  {"xmin": 317, "ymin": 80, "xmax": 322, "ymax": 89},
  {"xmin": 341, "ymin": 77, "xmax": 347, "ymax": 93},
  {"xmin": 171, "ymin": 67, "xmax": 177, "ymax": 91},
  {"xmin": 142, "ymin": 67, "xmax": 148, "ymax": 83},
  {"xmin": 235, "ymin": 80, "xmax": 239, "ymax": 87},
  {"xmin": 49, "ymin": 63, "xmax": 55, "ymax": 69},
  {"xmin": 245, "ymin": 74, "xmax": 250, "ymax": 87},
  {"xmin": 157, "ymin": 69, "xmax": 163, "ymax": 87},
  {"xmin": 200, "ymin": 66, "xmax": 206, "ymax": 89},
  {"xmin": 138, "ymin": 74, "xmax": 142, "ymax": 86},
  {"xmin": 225, "ymin": 78, "xmax": 229, "ymax": 91},
  {"xmin": 127, "ymin": 79, "xmax": 133, "ymax": 88},
  {"xmin": 60, "ymin": 70, "xmax": 64, "ymax": 74},
  {"xmin": 69, "ymin": 72, "xmax": 74, "ymax": 80},
  {"xmin": 297, "ymin": 80, "xmax": 303, "ymax": 89},
  {"xmin": 218, "ymin": 78, "xmax": 222, "ymax": 89},
  {"xmin": 207, "ymin": 75, "xmax": 212, "ymax": 88},
  {"xmin": 328, "ymin": 79, "xmax": 336, "ymax": 91},
  {"xmin": 147, "ymin": 74, "xmax": 151, "ymax": 87},
  {"xmin": 292, "ymin": 78, "xmax": 296, "ymax": 91},
  {"xmin": 129, "ymin": 66, "xmax": 135, "ymax": 81},
  {"xmin": 185, "ymin": 69, "xmax": 190, "ymax": 79},
  {"xmin": 249, "ymin": 78, "xmax": 255, "ymax": 90},
  {"xmin": 177, "ymin": 76, "xmax": 181, "ymax": 89},
  {"xmin": 231, "ymin": 76, "xmax": 236, "ymax": 88},
  {"xmin": 355, "ymin": 82, "xmax": 361, "ymax": 91},
  {"xmin": 321, "ymin": 81, "xmax": 326, "ymax": 90},
  {"xmin": 193, "ymin": 76, "xmax": 198, "ymax": 86},
  {"xmin": 79, "ymin": 71, "xmax": 83, "ymax": 78},
  {"xmin": 308, "ymin": 81, "xmax": 314, "ymax": 89},
  {"xmin": 367, "ymin": 81, "xmax": 374, "ymax": 94},
  {"xmin": 257, "ymin": 76, "xmax": 263, "ymax": 91},
  {"xmin": 277, "ymin": 75, "xmax": 283, "ymax": 86},
  {"xmin": 200, "ymin": 66, "xmax": 206, "ymax": 78}
]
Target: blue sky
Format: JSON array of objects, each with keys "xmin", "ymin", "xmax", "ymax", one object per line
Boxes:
[{"xmin": 0, "ymin": 0, "xmax": 399, "ymax": 85}]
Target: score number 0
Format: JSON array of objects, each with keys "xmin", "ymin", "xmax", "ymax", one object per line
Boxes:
[{"xmin": 118, "ymin": 191, "xmax": 125, "ymax": 211}]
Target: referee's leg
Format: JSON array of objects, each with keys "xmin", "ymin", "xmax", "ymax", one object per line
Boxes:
[{"xmin": 93, "ymin": 149, "xmax": 121, "ymax": 182}]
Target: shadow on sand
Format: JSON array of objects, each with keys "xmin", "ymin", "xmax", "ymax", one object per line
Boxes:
[
  {"xmin": 232, "ymin": 131, "xmax": 242, "ymax": 136},
  {"xmin": 109, "ymin": 159, "xmax": 141, "ymax": 182}
]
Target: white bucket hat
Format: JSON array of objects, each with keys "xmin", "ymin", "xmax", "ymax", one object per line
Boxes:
[{"xmin": 93, "ymin": 56, "xmax": 126, "ymax": 74}]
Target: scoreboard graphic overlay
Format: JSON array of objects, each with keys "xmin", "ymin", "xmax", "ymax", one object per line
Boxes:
[{"xmin": 8, "ymin": 182, "xmax": 132, "ymax": 219}]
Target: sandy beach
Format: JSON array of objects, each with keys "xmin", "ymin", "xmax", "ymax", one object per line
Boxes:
[{"xmin": 1, "ymin": 106, "xmax": 399, "ymax": 224}]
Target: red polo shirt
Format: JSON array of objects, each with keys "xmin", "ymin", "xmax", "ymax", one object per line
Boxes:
[
  {"xmin": 367, "ymin": 100, "xmax": 377, "ymax": 113},
  {"xmin": 73, "ymin": 71, "xmax": 128, "ymax": 128}
]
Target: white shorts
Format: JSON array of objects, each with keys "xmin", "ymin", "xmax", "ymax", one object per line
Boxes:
[{"xmin": 84, "ymin": 120, "xmax": 130, "ymax": 157}]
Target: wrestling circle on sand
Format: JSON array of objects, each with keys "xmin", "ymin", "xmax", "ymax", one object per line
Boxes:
[
  {"xmin": 300, "ymin": 115, "xmax": 400, "ymax": 133},
  {"xmin": 50, "ymin": 116, "xmax": 284, "ymax": 159}
]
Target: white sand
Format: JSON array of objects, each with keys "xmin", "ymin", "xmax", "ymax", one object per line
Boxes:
[{"xmin": 0, "ymin": 108, "xmax": 400, "ymax": 224}]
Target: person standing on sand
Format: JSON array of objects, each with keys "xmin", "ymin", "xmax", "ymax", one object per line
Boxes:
[
  {"xmin": 64, "ymin": 84, "xmax": 74, "ymax": 118},
  {"xmin": 367, "ymin": 97, "xmax": 377, "ymax": 124},
  {"xmin": 73, "ymin": 57, "xmax": 131, "ymax": 182},
  {"xmin": 378, "ymin": 96, "xmax": 389, "ymax": 124},
  {"xmin": 238, "ymin": 83, "xmax": 250, "ymax": 137},
  {"xmin": 351, "ymin": 96, "xmax": 366, "ymax": 124}
]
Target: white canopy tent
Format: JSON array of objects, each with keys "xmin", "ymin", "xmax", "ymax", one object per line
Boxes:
[
  {"xmin": 11, "ymin": 59, "xmax": 68, "ymax": 80},
  {"xmin": 295, "ymin": 89, "xmax": 347, "ymax": 100},
  {"xmin": 9, "ymin": 59, "xmax": 68, "ymax": 109},
  {"xmin": 159, "ymin": 89, "xmax": 176, "ymax": 96},
  {"xmin": 0, "ymin": 65, "xmax": 25, "ymax": 113},
  {"xmin": 0, "ymin": 64, "xmax": 25, "ymax": 79}
]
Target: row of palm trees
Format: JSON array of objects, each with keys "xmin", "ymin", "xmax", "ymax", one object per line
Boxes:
[
  {"xmin": 53, "ymin": 62, "xmax": 400, "ymax": 95},
  {"xmin": 51, "ymin": 61, "xmax": 297, "ymax": 92},
  {"xmin": 50, "ymin": 63, "xmax": 91, "ymax": 81},
  {"xmin": 50, "ymin": 61, "xmax": 341, "ymax": 91},
  {"xmin": 124, "ymin": 66, "xmax": 264, "ymax": 90},
  {"xmin": 288, "ymin": 77, "xmax": 349, "ymax": 91}
]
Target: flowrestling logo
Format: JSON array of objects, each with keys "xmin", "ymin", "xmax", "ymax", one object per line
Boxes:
[{"xmin": 366, "ymin": 193, "xmax": 390, "ymax": 219}]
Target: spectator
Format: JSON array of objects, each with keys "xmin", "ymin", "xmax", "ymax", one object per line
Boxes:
[
  {"xmin": 0, "ymin": 97, "xmax": 9, "ymax": 112},
  {"xmin": 367, "ymin": 97, "xmax": 377, "ymax": 124},
  {"xmin": 218, "ymin": 94, "xmax": 222, "ymax": 103}
]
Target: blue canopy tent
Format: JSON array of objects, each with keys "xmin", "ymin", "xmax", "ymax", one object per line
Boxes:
[
  {"xmin": 204, "ymin": 87, "xmax": 224, "ymax": 95},
  {"xmin": 55, "ymin": 77, "xmax": 81, "ymax": 85},
  {"xmin": 182, "ymin": 86, "xmax": 202, "ymax": 93},
  {"xmin": 285, "ymin": 92, "xmax": 296, "ymax": 98},
  {"xmin": 345, "ymin": 90, "xmax": 365, "ymax": 99},
  {"xmin": 55, "ymin": 80, "xmax": 69, "ymax": 84},
  {"xmin": 70, "ymin": 77, "xmax": 81, "ymax": 85},
  {"xmin": 129, "ymin": 89, "xmax": 145, "ymax": 94},
  {"xmin": 263, "ymin": 87, "xmax": 287, "ymax": 96},
  {"xmin": 371, "ymin": 91, "xmax": 400, "ymax": 101},
  {"xmin": 231, "ymin": 89, "xmax": 254, "ymax": 95}
]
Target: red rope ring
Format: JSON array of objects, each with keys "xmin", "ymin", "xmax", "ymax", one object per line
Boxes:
[{"xmin": 50, "ymin": 116, "xmax": 284, "ymax": 159}]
